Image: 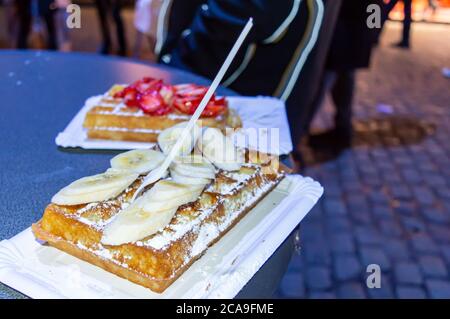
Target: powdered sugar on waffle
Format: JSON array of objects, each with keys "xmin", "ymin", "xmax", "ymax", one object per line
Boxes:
[
  {"xmin": 65, "ymin": 165, "xmax": 281, "ymax": 275},
  {"xmin": 92, "ymin": 126, "xmax": 160, "ymax": 134},
  {"xmin": 142, "ymin": 175, "xmax": 278, "ymax": 254},
  {"xmin": 188, "ymin": 180, "xmax": 276, "ymax": 258},
  {"xmin": 70, "ymin": 176, "xmax": 278, "ymax": 279},
  {"xmin": 76, "ymin": 242, "xmax": 130, "ymax": 269}
]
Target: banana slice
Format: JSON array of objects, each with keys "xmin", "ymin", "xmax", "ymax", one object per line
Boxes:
[
  {"xmin": 171, "ymin": 164, "xmax": 215, "ymax": 179},
  {"xmin": 101, "ymin": 180, "xmax": 204, "ymax": 245},
  {"xmin": 158, "ymin": 121, "xmax": 201, "ymax": 156},
  {"xmin": 133, "ymin": 122, "xmax": 202, "ymax": 199},
  {"xmin": 52, "ymin": 171, "xmax": 139, "ymax": 205},
  {"xmin": 142, "ymin": 181, "xmax": 204, "ymax": 212},
  {"xmin": 145, "ymin": 179, "xmax": 202, "ymax": 200},
  {"xmin": 197, "ymin": 128, "xmax": 244, "ymax": 171},
  {"xmin": 170, "ymin": 169, "xmax": 211, "ymax": 185},
  {"xmin": 110, "ymin": 149, "xmax": 165, "ymax": 175},
  {"xmin": 171, "ymin": 155, "xmax": 216, "ymax": 179},
  {"xmin": 101, "ymin": 202, "xmax": 178, "ymax": 246},
  {"xmin": 52, "ymin": 187, "xmax": 123, "ymax": 206}
]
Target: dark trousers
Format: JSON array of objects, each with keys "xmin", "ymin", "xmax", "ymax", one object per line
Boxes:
[
  {"xmin": 95, "ymin": 0, "xmax": 127, "ymax": 56},
  {"xmin": 306, "ymin": 70, "xmax": 355, "ymax": 137},
  {"xmin": 384, "ymin": 0, "xmax": 412, "ymax": 45},
  {"xmin": 286, "ymin": 0, "xmax": 343, "ymax": 149},
  {"xmin": 332, "ymin": 71, "xmax": 354, "ymax": 135},
  {"xmin": 16, "ymin": 0, "xmax": 57, "ymax": 50}
]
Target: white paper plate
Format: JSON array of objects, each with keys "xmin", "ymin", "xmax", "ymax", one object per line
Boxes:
[
  {"xmin": 0, "ymin": 175, "xmax": 322, "ymax": 299},
  {"xmin": 55, "ymin": 96, "xmax": 294, "ymax": 155}
]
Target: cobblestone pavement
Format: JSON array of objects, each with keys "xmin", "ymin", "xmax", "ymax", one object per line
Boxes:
[{"xmin": 275, "ymin": 22, "xmax": 450, "ymax": 299}]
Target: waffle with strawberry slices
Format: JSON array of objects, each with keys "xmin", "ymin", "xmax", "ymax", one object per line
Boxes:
[{"xmin": 83, "ymin": 77, "xmax": 242, "ymax": 143}]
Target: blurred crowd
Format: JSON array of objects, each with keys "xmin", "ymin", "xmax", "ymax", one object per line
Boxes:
[
  {"xmin": 1, "ymin": 0, "xmax": 448, "ymax": 168},
  {"xmin": 1, "ymin": 0, "xmax": 159, "ymax": 54}
]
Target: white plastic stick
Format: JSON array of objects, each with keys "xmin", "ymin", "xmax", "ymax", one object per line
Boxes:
[{"xmin": 132, "ymin": 18, "xmax": 254, "ymax": 201}]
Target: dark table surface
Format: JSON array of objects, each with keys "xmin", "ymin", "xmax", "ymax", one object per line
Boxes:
[{"xmin": 0, "ymin": 50, "xmax": 293, "ymax": 299}]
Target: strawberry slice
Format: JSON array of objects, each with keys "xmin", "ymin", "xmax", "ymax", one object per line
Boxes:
[
  {"xmin": 137, "ymin": 90, "xmax": 169, "ymax": 115},
  {"xmin": 121, "ymin": 86, "xmax": 140, "ymax": 107},
  {"xmin": 173, "ymin": 95, "xmax": 201, "ymax": 114},
  {"xmin": 202, "ymin": 97, "xmax": 227, "ymax": 117},
  {"xmin": 173, "ymin": 94, "xmax": 226, "ymax": 117},
  {"xmin": 173, "ymin": 83, "xmax": 198, "ymax": 94},
  {"xmin": 135, "ymin": 78, "xmax": 163, "ymax": 93},
  {"xmin": 152, "ymin": 104, "xmax": 172, "ymax": 115},
  {"xmin": 160, "ymin": 84, "xmax": 175, "ymax": 105},
  {"xmin": 112, "ymin": 77, "xmax": 227, "ymax": 117},
  {"xmin": 113, "ymin": 90, "xmax": 125, "ymax": 99}
]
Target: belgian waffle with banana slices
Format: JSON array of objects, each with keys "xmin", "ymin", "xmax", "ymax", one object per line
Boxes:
[
  {"xmin": 33, "ymin": 122, "xmax": 285, "ymax": 293},
  {"xmin": 83, "ymin": 78, "xmax": 242, "ymax": 143}
]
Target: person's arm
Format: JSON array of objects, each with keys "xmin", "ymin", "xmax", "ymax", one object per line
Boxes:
[
  {"xmin": 155, "ymin": 0, "xmax": 204, "ymax": 57},
  {"xmin": 159, "ymin": 0, "xmax": 297, "ymax": 79}
]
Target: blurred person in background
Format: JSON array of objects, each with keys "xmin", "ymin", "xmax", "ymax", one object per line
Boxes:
[
  {"xmin": 15, "ymin": 0, "xmax": 57, "ymax": 50},
  {"xmin": 133, "ymin": 0, "xmax": 162, "ymax": 57},
  {"xmin": 155, "ymin": 0, "xmax": 343, "ymax": 165},
  {"xmin": 422, "ymin": 0, "xmax": 439, "ymax": 20},
  {"xmin": 383, "ymin": 0, "xmax": 412, "ymax": 48},
  {"xmin": 54, "ymin": 0, "xmax": 72, "ymax": 51},
  {"xmin": 94, "ymin": 0, "xmax": 127, "ymax": 55},
  {"xmin": 305, "ymin": 0, "xmax": 381, "ymax": 152},
  {"xmin": 2, "ymin": 0, "xmax": 17, "ymax": 47}
]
